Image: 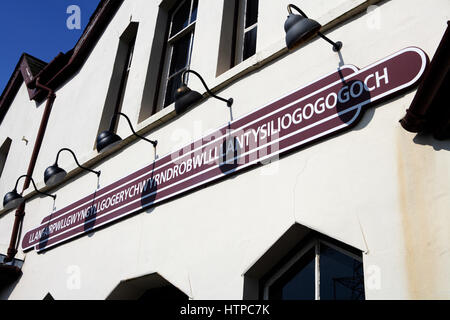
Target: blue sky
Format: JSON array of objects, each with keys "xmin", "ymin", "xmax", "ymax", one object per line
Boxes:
[{"xmin": 0, "ymin": 0, "xmax": 101, "ymax": 94}]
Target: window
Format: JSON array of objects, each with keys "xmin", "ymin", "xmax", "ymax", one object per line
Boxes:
[
  {"xmin": 0, "ymin": 137, "xmax": 12, "ymax": 178},
  {"xmin": 157, "ymin": 0, "xmax": 198, "ymax": 108},
  {"xmin": 97, "ymin": 22, "xmax": 138, "ymax": 143},
  {"xmin": 234, "ymin": 0, "xmax": 258, "ymax": 65},
  {"xmin": 263, "ymin": 237, "xmax": 365, "ymax": 300},
  {"xmin": 217, "ymin": 0, "xmax": 259, "ymax": 75},
  {"xmin": 114, "ymin": 34, "xmax": 136, "ymax": 128}
]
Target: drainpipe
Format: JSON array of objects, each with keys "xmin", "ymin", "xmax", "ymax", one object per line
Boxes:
[{"xmin": 3, "ymin": 78, "xmax": 55, "ymax": 263}]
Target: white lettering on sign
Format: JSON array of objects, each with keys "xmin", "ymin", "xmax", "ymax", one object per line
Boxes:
[{"xmin": 28, "ymin": 67, "xmax": 393, "ymax": 245}]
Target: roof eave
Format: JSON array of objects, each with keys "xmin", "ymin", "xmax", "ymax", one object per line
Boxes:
[{"xmin": 400, "ymin": 21, "xmax": 450, "ymax": 140}]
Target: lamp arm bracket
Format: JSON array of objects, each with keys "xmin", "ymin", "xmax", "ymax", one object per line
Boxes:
[
  {"xmin": 182, "ymin": 70, "xmax": 233, "ymax": 107},
  {"xmin": 13, "ymin": 174, "xmax": 56, "ymax": 199},
  {"xmin": 55, "ymin": 148, "xmax": 101, "ymax": 176},
  {"xmin": 287, "ymin": 4, "xmax": 308, "ymax": 18},
  {"xmin": 117, "ymin": 112, "xmax": 157, "ymax": 147},
  {"xmin": 13, "ymin": 175, "xmax": 29, "ymax": 191},
  {"xmin": 29, "ymin": 177, "xmax": 56, "ymax": 200}
]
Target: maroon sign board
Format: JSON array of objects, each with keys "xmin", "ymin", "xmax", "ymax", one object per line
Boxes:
[{"xmin": 22, "ymin": 47, "xmax": 428, "ymax": 252}]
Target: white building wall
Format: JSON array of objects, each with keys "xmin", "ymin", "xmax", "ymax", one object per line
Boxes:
[{"xmin": 0, "ymin": 0, "xmax": 449, "ymax": 299}]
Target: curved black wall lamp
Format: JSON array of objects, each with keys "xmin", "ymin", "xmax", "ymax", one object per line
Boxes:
[
  {"xmin": 44, "ymin": 148, "xmax": 101, "ymax": 187},
  {"xmin": 175, "ymin": 70, "xmax": 234, "ymax": 114},
  {"xmin": 96, "ymin": 112, "xmax": 158, "ymax": 153},
  {"xmin": 3, "ymin": 175, "xmax": 56, "ymax": 211},
  {"xmin": 285, "ymin": 4, "xmax": 343, "ymax": 52}
]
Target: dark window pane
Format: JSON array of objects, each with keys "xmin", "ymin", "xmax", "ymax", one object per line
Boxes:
[
  {"xmin": 269, "ymin": 248, "xmax": 315, "ymax": 300},
  {"xmin": 164, "ymin": 71, "xmax": 184, "ymax": 107},
  {"xmin": 245, "ymin": 0, "xmax": 258, "ymax": 28},
  {"xmin": 319, "ymin": 244, "xmax": 365, "ymax": 300},
  {"xmin": 169, "ymin": 34, "xmax": 191, "ymax": 75},
  {"xmin": 243, "ymin": 27, "xmax": 257, "ymax": 61},
  {"xmin": 114, "ymin": 37, "xmax": 135, "ymax": 126},
  {"xmin": 171, "ymin": 0, "xmax": 191, "ymax": 37},
  {"xmin": 190, "ymin": 0, "xmax": 198, "ymax": 23}
]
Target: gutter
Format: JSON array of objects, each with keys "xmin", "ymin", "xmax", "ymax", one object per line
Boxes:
[
  {"xmin": 400, "ymin": 21, "xmax": 450, "ymax": 139},
  {"xmin": 28, "ymin": 52, "xmax": 71, "ymax": 102}
]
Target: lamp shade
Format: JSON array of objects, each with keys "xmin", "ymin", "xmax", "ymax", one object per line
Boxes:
[
  {"xmin": 284, "ymin": 13, "xmax": 321, "ymax": 50},
  {"xmin": 3, "ymin": 190, "xmax": 24, "ymax": 211},
  {"xmin": 44, "ymin": 165, "xmax": 67, "ymax": 187},
  {"xmin": 96, "ymin": 130, "xmax": 122, "ymax": 153},
  {"xmin": 174, "ymin": 85, "xmax": 203, "ymax": 114}
]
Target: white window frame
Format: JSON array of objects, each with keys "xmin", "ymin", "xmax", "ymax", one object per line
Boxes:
[
  {"xmin": 126, "ymin": 40, "xmax": 135, "ymax": 73},
  {"xmin": 158, "ymin": 0, "xmax": 197, "ymax": 108},
  {"xmin": 234, "ymin": 0, "xmax": 258, "ymax": 65},
  {"xmin": 263, "ymin": 237, "xmax": 363, "ymax": 300}
]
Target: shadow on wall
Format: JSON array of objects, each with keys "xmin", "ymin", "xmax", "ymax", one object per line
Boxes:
[
  {"xmin": 0, "ymin": 273, "xmax": 22, "ymax": 300},
  {"xmin": 336, "ymin": 64, "xmax": 375, "ymax": 132},
  {"xmin": 219, "ymin": 135, "xmax": 241, "ymax": 175},
  {"xmin": 413, "ymin": 132, "xmax": 450, "ymax": 151},
  {"xmin": 336, "ymin": 79, "xmax": 372, "ymax": 128},
  {"xmin": 142, "ymin": 159, "xmax": 158, "ymax": 215}
]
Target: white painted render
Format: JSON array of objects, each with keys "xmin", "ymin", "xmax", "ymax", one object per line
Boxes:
[{"xmin": 0, "ymin": 0, "xmax": 449, "ymax": 299}]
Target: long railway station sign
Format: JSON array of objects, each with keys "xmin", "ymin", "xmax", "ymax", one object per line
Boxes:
[{"xmin": 22, "ymin": 47, "xmax": 428, "ymax": 252}]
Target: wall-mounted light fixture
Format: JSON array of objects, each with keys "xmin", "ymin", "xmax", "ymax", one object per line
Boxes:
[
  {"xmin": 44, "ymin": 148, "xmax": 101, "ymax": 187},
  {"xmin": 175, "ymin": 70, "xmax": 233, "ymax": 114},
  {"xmin": 96, "ymin": 112, "xmax": 157, "ymax": 153},
  {"xmin": 285, "ymin": 4, "xmax": 343, "ymax": 52},
  {"xmin": 3, "ymin": 175, "xmax": 56, "ymax": 211}
]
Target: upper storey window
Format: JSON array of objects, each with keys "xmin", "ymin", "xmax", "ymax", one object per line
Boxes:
[
  {"xmin": 0, "ymin": 137, "xmax": 12, "ymax": 179},
  {"xmin": 96, "ymin": 22, "xmax": 138, "ymax": 144},
  {"xmin": 159, "ymin": 0, "xmax": 198, "ymax": 108},
  {"xmin": 235, "ymin": 0, "xmax": 258, "ymax": 64},
  {"xmin": 216, "ymin": 0, "xmax": 259, "ymax": 76}
]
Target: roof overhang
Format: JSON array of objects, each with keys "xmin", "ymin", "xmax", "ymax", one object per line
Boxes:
[
  {"xmin": 400, "ymin": 21, "xmax": 450, "ymax": 140},
  {"xmin": 0, "ymin": 264, "xmax": 22, "ymax": 287}
]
